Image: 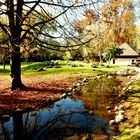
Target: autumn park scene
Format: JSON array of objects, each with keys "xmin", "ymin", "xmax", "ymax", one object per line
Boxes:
[{"xmin": 0, "ymin": 0, "xmax": 140, "ymax": 140}]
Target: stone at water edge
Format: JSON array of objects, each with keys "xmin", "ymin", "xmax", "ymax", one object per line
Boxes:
[
  {"xmin": 115, "ymin": 111, "xmax": 124, "ymax": 123},
  {"xmin": 109, "ymin": 120, "xmax": 116, "ymax": 126},
  {"xmin": 82, "ymin": 78, "xmax": 88, "ymax": 83}
]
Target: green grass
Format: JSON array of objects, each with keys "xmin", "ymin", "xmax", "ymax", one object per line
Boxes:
[
  {"xmin": 0, "ymin": 65, "xmax": 10, "ymax": 75},
  {"xmin": 0, "ymin": 61, "xmax": 127, "ymax": 78},
  {"xmin": 19, "ymin": 61, "xmax": 125, "ymax": 78},
  {"xmin": 21, "ymin": 62, "xmax": 46, "ymax": 71}
]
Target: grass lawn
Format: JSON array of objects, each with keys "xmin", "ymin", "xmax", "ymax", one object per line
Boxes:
[
  {"xmin": 0, "ymin": 60, "xmax": 129, "ymax": 91},
  {"xmin": 0, "ymin": 60, "xmax": 127, "ymax": 76},
  {"xmin": 21, "ymin": 60, "xmax": 126, "ymax": 76}
]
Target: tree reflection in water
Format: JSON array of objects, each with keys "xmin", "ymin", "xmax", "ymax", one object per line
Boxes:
[
  {"xmin": 0, "ymin": 98, "xmax": 113, "ymax": 140},
  {"xmin": 79, "ymin": 75, "xmax": 125, "ymax": 118}
]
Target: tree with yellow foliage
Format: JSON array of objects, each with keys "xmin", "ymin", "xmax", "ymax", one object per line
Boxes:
[
  {"xmin": 101, "ymin": 0, "xmax": 136, "ymax": 45},
  {"xmin": 73, "ymin": 0, "xmax": 136, "ymax": 62}
]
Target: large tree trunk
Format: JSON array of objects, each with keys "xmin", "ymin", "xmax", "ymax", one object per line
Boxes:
[
  {"xmin": 8, "ymin": 0, "xmax": 26, "ymax": 90},
  {"xmin": 10, "ymin": 46, "xmax": 26, "ymax": 90}
]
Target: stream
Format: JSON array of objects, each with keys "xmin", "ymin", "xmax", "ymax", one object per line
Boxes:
[{"xmin": 0, "ymin": 73, "xmax": 134, "ymax": 140}]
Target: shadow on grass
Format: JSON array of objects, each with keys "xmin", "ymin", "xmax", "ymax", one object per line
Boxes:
[
  {"xmin": 22, "ymin": 63, "xmax": 45, "ymax": 71},
  {"xmin": 0, "ymin": 69, "xmax": 10, "ymax": 73}
]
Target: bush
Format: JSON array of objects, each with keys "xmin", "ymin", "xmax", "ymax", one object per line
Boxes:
[{"xmin": 45, "ymin": 60, "xmax": 61, "ymax": 68}]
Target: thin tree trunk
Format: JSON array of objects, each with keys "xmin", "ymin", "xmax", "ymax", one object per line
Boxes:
[
  {"xmin": 2, "ymin": 48, "xmax": 6, "ymax": 70},
  {"xmin": 113, "ymin": 58, "xmax": 115, "ymax": 64},
  {"xmin": 99, "ymin": 53, "xmax": 102, "ymax": 63}
]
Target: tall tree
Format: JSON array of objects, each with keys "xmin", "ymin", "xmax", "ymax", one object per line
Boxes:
[
  {"xmin": 0, "ymin": 0, "xmax": 99, "ymax": 89},
  {"xmin": 73, "ymin": 9, "xmax": 108, "ymax": 61},
  {"xmin": 101, "ymin": 0, "xmax": 136, "ymax": 45}
]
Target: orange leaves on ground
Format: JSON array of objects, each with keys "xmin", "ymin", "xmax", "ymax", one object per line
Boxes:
[{"xmin": 0, "ymin": 77, "xmax": 74, "ymax": 115}]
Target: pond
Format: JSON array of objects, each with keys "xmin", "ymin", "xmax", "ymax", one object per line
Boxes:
[{"xmin": 0, "ymin": 74, "xmax": 131, "ymax": 140}]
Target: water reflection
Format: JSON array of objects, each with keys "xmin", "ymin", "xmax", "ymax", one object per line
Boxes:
[
  {"xmin": 0, "ymin": 75, "xmax": 128, "ymax": 140},
  {"xmin": 79, "ymin": 76, "xmax": 124, "ymax": 119},
  {"xmin": 0, "ymin": 98, "xmax": 112, "ymax": 140}
]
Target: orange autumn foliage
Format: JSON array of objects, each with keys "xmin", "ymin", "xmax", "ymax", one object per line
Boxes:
[
  {"xmin": 73, "ymin": 9, "xmax": 99, "ymax": 33},
  {"xmin": 101, "ymin": 0, "xmax": 135, "ymax": 45}
]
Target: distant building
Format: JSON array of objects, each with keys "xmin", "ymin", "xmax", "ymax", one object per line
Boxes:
[{"xmin": 112, "ymin": 43, "xmax": 139, "ymax": 65}]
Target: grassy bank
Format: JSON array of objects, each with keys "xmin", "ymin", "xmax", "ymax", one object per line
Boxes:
[
  {"xmin": 0, "ymin": 61, "xmax": 130, "ymax": 90},
  {"xmin": 20, "ymin": 61, "xmax": 125, "ymax": 78},
  {"xmin": 0, "ymin": 60, "xmax": 126, "ymax": 90},
  {"xmin": 0, "ymin": 61, "xmax": 125, "ymax": 78}
]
